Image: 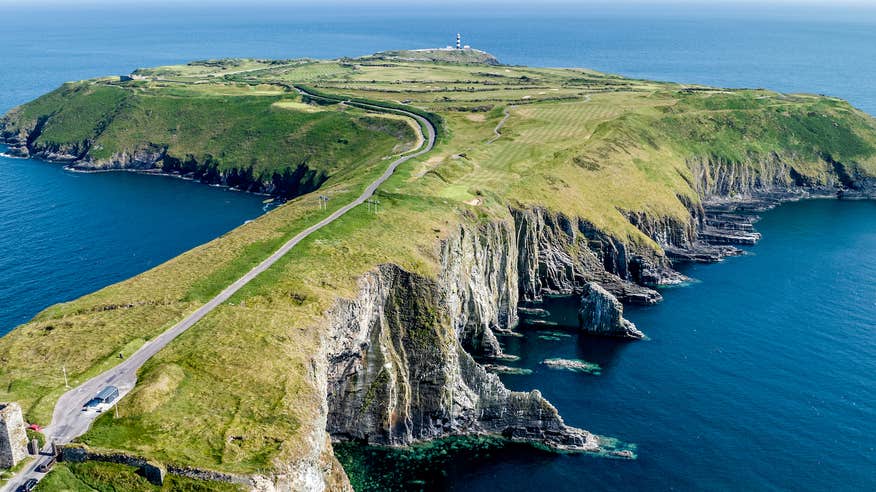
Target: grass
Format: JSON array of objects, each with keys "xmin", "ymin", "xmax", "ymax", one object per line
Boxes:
[
  {"xmin": 36, "ymin": 461, "xmax": 243, "ymax": 492},
  {"xmin": 1, "ymin": 457, "xmax": 33, "ymax": 487},
  {"xmin": 2, "ymin": 54, "xmax": 876, "ymax": 481},
  {"xmin": 2, "ymin": 82, "xmax": 414, "ymax": 199},
  {"xmin": 3, "ymin": 83, "xmax": 131, "ymax": 144}
]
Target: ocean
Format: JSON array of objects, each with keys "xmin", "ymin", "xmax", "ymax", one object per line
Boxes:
[{"xmin": 0, "ymin": 2, "xmax": 873, "ymax": 489}]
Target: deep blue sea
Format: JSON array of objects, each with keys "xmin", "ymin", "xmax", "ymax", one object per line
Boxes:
[{"xmin": 0, "ymin": 2, "xmax": 873, "ymax": 490}]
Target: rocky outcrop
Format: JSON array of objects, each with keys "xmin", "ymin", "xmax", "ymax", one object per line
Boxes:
[
  {"xmin": 675, "ymin": 153, "xmax": 874, "ymax": 258},
  {"xmin": 689, "ymin": 152, "xmax": 805, "ymax": 200},
  {"xmin": 513, "ymin": 207, "xmax": 668, "ymax": 306},
  {"xmin": 324, "ymin": 264, "xmax": 598, "ymax": 451},
  {"xmin": 578, "ymin": 282, "xmax": 644, "ymax": 339},
  {"xmin": 71, "ymin": 144, "xmax": 167, "ymax": 171},
  {"xmin": 0, "ymin": 123, "xmax": 326, "ymax": 199}
]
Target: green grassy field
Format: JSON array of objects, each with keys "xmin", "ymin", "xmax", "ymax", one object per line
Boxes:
[
  {"xmin": 36, "ymin": 461, "xmax": 243, "ymax": 492},
  {"xmin": 1, "ymin": 79, "xmax": 415, "ymax": 198},
  {"xmin": 2, "ymin": 54, "xmax": 876, "ymax": 481}
]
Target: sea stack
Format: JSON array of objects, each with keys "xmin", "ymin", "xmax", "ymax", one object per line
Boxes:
[{"xmin": 578, "ymin": 282, "xmax": 645, "ymax": 339}]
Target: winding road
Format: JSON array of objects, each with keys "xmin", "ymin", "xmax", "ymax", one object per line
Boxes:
[{"xmin": 1, "ymin": 90, "xmax": 436, "ymax": 492}]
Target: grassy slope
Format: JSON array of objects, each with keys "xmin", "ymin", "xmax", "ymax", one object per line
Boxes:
[
  {"xmin": 36, "ymin": 461, "xmax": 242, "ymax": 492},
  {"xmin": 2, "ymin": 80, "xmax": 414, "ymax": 182},
  {"xmin": 2, "ymin": 57, "xmax": 876, "ymax": 476}
]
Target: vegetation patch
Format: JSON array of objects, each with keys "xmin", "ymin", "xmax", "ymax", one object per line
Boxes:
[{"xmin": 36, "ymin": 461, "xmax": 243, "ymax": 491}]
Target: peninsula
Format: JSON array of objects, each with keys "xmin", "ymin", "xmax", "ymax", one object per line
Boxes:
[{"xmin": 1, "ymin": 49, "xmax": 875, "ymax": 490}]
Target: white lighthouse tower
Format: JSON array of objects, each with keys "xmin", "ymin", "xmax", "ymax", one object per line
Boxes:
[{"xmin": 456, "ymin": 33, "xmax": 461, "ymax": 50}]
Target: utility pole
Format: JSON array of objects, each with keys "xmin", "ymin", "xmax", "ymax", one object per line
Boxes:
[{"xmin": 63, "ymin": 365, "xmax": 69, "ymax": 389}]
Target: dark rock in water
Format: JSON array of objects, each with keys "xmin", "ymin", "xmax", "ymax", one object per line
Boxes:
[
  {"xmin": 538, "ymin": 334, "xmax": 563, "ymax": 341},
  {"xmin": 517, "ymin": 306, "xmax": 550, "ymax": 318},
  {"xmin": 483, "ymin": 364, "xmax": 533, "ymax": 376},
  {"xmin": 578, "ymin": 282, "xmax": 644, "ymax": 339}
]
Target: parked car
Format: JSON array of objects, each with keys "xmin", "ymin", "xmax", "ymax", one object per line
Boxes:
[
  {"xmin": 18, "ymin": 478, "xmax": 38, "ymax": 492},
  {"xmin": 36, "ymin": 457, "xmax": 55, "ymax": 473},
  {"xmin": 81, "ymin": 398, "xmax": 102, "ymax": 411}
]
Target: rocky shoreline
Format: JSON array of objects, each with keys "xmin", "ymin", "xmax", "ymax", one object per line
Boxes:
[
  {"xmin": 306, "ymin": 153, "xmax": 875, "ymax": 489},
  {"xmin": 0, "ymin": 130, "xmax": 321, "ymax": 199}
]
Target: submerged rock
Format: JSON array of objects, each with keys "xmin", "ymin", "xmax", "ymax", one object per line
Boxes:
[
  {"xmin": 578, "ymin": 282, "xmax": 645, "ymax": 339},
  {"xmin": 518, "ymin": 306, "xmax": 551, "ymax": 318},
  {"xmin": 538, "ymin": 335, "xmax": 563, "ymax": 341},
  {"xmin": 541, "ymin": 358, "xmax": 602, "ymax": 375},
  {"xmin": 537, "ymin": 331, "xmax": 572, "ymax": 338}
]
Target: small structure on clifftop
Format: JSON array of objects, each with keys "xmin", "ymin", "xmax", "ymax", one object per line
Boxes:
[{"xmin": 0, "ymin": 402, "xmax": 28, "ymax": 469}]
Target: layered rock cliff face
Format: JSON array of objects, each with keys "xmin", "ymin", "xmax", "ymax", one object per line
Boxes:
[
  {"xmin": 439, "ymin": 219, "xmax": 518, "ymax": 357},
  {"xmin": 689, "ymin": 153, "xmax": 805, "ymax": 201},
  {"xmin": 323, "ymin": 263, "xmax": 597, "ymax": 451},
  {"xmin": 689, "ymin": 152, "xmax": 876, "ymax": 201},
  {"xmin": 512, "ymin": 207, "xmax": 675, "ymax": 306},
  {"xmin": 679, "ymin": 153, "xmax": 874, "ymax": 259}
]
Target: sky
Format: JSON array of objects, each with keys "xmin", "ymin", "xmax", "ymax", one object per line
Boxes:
[
  {"xmin": 3, "ymin": 0, "xmax": 875, "ymax": 16},
  {"xmin": 1, "ymin": 0, "xmax": 875, "ymax": 5}
]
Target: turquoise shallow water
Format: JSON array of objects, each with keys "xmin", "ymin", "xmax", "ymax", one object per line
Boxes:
[{"xmin": 0, "ymin": 2, "xmax": 874, "ymax": 490}]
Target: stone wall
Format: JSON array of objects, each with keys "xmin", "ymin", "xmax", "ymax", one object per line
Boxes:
[
  {"xmin": 59, "ymin": 444, "xmax": 252, "ymax": 488},
  {"xmin": 0, "ymin": 402, "xmax": 28, "ymax": 469}
]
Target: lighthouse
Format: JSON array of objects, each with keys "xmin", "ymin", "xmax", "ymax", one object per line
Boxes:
[{"xmin": 456, "ymin": 33, "xmax": 461, "ymax": 50}]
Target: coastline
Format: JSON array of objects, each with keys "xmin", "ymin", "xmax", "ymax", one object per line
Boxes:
[
  {"xmin": 2, "ymin": 55, "xmax": 875, "ymax": 489},
  {"xmin": 0, "ymin": 143, "xmax": 280, "ymax": 200}
]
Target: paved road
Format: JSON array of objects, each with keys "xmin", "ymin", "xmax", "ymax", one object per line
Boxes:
[{"xmin": 1, "ymin": 91, "xmax": 436, "ymax": 492}]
